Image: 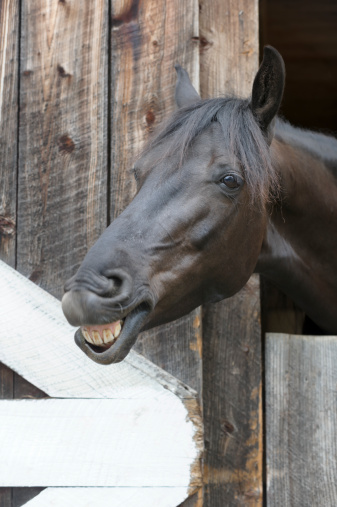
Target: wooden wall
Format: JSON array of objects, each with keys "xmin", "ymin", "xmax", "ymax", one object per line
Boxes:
[{"xmin": 0, "ymin": 1, "xmax": 261, "ymax": 505}]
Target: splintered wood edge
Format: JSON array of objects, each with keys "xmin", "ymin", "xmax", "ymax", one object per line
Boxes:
[
  {"xmin": 126, "ymin": 350, "xmax": 199, "ymax": 400},
  {"xmin": 184, "ymin": 398, "xmax": 204, "ymax": 496}
]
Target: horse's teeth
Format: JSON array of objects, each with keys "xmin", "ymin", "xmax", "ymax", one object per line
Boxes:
[
  {"xmin": 114, "ymin": 323, "xmax": 122, "ymax": 338},
  {"xmin": 103, "ymin": 329, "xmax": 114, "ymax": 344},
  {"xmin": 82, "ymin": 320, "xmax": 123, "ymax": 346},
  {"xmin": 92, "ymin": 330, "xmax": 103, "ymax": 345},
  {"xmin": 82, "ymin": 330, "xmax": 91, "ymax": 342}
]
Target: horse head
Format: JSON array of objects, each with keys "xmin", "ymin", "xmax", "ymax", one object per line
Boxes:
[{"xmin": 62, "ymin": 46, "xmax": 285, "ymax": 364}]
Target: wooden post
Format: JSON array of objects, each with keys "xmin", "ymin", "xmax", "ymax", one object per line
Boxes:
[{"xmin": 199, "ymin": 1, "xmax": 263, "ymax": 504}]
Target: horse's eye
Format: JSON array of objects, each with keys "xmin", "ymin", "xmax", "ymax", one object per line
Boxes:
[{"xmin": 220, "ymin": 174, "xmax": 242, "ymax": 189}]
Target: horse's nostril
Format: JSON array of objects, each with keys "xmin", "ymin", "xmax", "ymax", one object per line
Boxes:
[
  {"xmin": 104, "ymin": 276, "xmax": 123, "ymax": 298},
  {"xmin": 103, "ymin": 269, "xmax": 133, "ymax": 301},
  {"xmin": 63, "ymin": 268, "xmax": 133, "ymax": 302}
]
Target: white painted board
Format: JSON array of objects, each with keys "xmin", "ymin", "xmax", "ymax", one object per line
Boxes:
[
  {"xmin": 0, "ymin": 398, "xmax": 197, "ymax": 487},
  {"xmin": 24, "ymin": 487, "xmax": 189, "ymax": 507},
  {"xmin": 0, "ymin": 260, "xmax": 203, "ymax": 502}
]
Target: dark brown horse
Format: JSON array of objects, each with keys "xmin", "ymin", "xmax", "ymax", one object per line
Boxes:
[{"xmin": 62, "ymin": 46, "xmax": 337, "ymax": 364}]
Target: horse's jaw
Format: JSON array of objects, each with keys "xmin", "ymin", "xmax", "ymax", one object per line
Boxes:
[{"xmin": 74, "ymin": 302, "xmax": 151, "ymax": 365}]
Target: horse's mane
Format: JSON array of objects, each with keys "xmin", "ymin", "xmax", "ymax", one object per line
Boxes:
[{"xmin": 141, "ymin": 97, "xmax": 279, "ymax": 204}]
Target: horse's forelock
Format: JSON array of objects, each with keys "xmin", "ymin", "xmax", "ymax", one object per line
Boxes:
[{"xmin": 140, "ymin": 98, "xmax": 279, "ymax": 206}]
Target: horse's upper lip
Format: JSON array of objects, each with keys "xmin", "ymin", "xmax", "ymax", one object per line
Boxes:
[{"xmin": 74, "ymin": 301, "xmax": 152, "ymax": 365}]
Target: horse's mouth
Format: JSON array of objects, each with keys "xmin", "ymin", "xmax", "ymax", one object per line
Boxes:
[{"xmin": 74, "ymin": 302, "xmax": 151, "ymax": 365}]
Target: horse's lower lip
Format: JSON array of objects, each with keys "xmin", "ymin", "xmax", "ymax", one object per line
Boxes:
[{"xmin": 74, "ymin": 302, "xmax": 151, "ymax": 365}]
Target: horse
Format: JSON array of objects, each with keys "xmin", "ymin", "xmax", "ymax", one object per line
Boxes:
[{"xmin": 62, "ymin": 46, "xmax": 337, "ymax": 365}]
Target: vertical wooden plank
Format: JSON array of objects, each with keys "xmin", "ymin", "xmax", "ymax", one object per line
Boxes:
[
  {"xmin": 18, "ymin": 0, "xmax": 108, "ymax": 299},
  {"xmin": 14, "ymin": 2, "xmax": 109, "ymax": 504},
  {"xmin": 202, "ymin": 277, "xmax": 263, "ymax": 505},
  {"xmin": 199, "ymin": 2, "xmax": 261, "ymax": 505},
  {"xmin": 109, "ymin": 0, "xmax": 203, "ymax": 396},
  {"xmin": 0, "ymin": 0, "xmax": 18, "ymax": 267},
  {"xmin": 266, "ymin": 334, "xmax": 337, "ymax": 506},
  {"xmin": 199, "ymin": 0, "xmax": 259, "ymax": 99},
  {"xmin": 0, "ymin": 1, "xmax": 19, "ymax": 504}
]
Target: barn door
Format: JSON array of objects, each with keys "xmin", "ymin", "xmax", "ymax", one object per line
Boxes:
[{"xmin": 0, "ymin": 1, "xmax": 261, "ymax": 505}]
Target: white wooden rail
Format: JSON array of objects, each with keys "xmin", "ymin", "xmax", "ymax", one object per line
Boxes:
[{"xmin": 0, "ymin": 260, "xmax": 203, "ymax": 505}]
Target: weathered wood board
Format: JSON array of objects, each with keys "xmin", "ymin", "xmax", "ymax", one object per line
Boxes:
[
  {"xmin": 0, "ymin": 0, "xmax": 18, "ymax": 267},
  {"xmin": 199, "ymin": 1, "xmax": 262, "ymax": 504},
  {"xmin": 18, "ymin": 0, "xmax": 109, "ymax": 298},
  {"xmin": 0, "ymin": 260, "xmax": 203, "ymax": 502},
  {"xmin": 266, "ymin": 333, "xmax": 337, "ymax": 506},
  {"xmin": 202, "ymin": 277, "xmax": 263, "ymax": 505}
]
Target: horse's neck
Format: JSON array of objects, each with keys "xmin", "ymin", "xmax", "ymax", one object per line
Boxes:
[{"xmin": 256, "ymin": 122, "xmax": 337, "ymax": 332}]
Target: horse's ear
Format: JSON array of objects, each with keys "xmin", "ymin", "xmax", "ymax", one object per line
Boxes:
[
  {"xmin": 251, "ymin": 46, "xmax": 285, "ymax": 139},
  {"xmin": 174, "ymin": 65, "xmax": 201, "ymax": 108}
]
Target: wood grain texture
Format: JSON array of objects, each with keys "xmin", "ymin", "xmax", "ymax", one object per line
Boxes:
[
  {"xmin": 18, "ymin": 0, "xmax": 109, "ymax": 299},
  {"xmin": 199, "ymin": 2, "xmax": 261, "ymax": 505},
  {"xmin": 202, "ymin": 276, "xmax": 263, "ymax": 506},
  {"xmin": 199, "ymin": 0, "xmax": 259, "ymax": 99},
  {"xmin": 109, "ymin": 0, "xmax": 203, "ymax": 398},
  {"xmin": 266, "ymin": 333, "xmax": 337, "ymax": 506},
  {"xmin": 0, "ymin": 2, "xmax": 19, "ymax": 505},
  {"xmin": 0, "ymin": 0, "xmax": 19, "ymax": 267}
]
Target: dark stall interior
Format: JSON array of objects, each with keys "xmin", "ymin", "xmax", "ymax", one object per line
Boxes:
[
  {"xmin": 260, "ymin": 0, "xmax": 337, "ymax": 134},
  {"xmin": 260, "ymin": 0, "xmax": 337, "ymax": 335}
]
